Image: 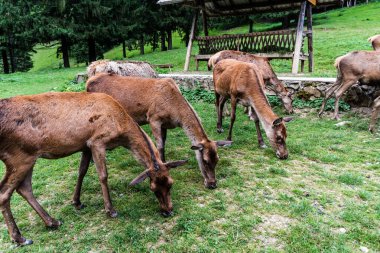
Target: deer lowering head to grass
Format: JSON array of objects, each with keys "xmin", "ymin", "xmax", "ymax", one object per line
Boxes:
[
  {"xmin": 0, "ymin": 92, "xmax": 186, "ymax": 246},
  {"xmin": 319, "ymin": 51, "xmax": 380, "ymax": 122},
  {"xmin": 86, "ymin": 73, "xmax": 231, "ymax": 189},
  {"xmin": 368, "ymin": 35, "xmax": 380, "ymax": 51},
  {"xmin": 213, "ymin": 59, "xmax": 292, "ymax": 159},
  {"xmin": 208, "ymin": 50, "xmax": 294, "ymax": 114}
]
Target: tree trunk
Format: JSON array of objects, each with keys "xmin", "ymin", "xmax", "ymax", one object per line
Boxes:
[
  {"xmin": 152, "ymin": 32, "xmax": 158, "ymax": 52},
  {"xmin": 160, "ymin": 30, "xmax": 167, "ymax": 51},
  {"xmin": 122, "ymin": 40, "xmax": 127, "ymax": 58},
  {"xmin": 249, "ymin": 20, "xmax": 254, "ymax": 33},
  {"xmin": 61, "ymin": 35, "xmax": 70, "ymax": 68},
  {"xmin": 139, "ymin": 35, "xmax": 144, "ymax": 55},
  {"xmin": 167, "ymin": 29, "xmax": 172, "ymax": 50},
  {"xmin": 1, "ymin": 49, "xmax": 10, "ymax": 74},
  {"xmin": 88, "ymin": 36, "xmax": 96, "ymax": 63}
]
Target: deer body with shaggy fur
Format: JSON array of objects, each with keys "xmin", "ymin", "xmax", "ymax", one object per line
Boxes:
[
  {"xmin": 87, "ymin": 60, "xmax": 158, "ymax": 78},
  {"xmin": 0, "ymin": 92, "xmax": 185, "ymax": 246},
  {"xmin": 86, "ymin": 73, "xmax": 231, "ymax": 189},
  {"xmin": 319, "ymin": 51, "xmax": 380, "ymax": 122},
  {"xmin": 368, "ymin": 35, "xmax": 380, "ymax": 51},
  {"xmin": 213, "ymin": 59, "xmax": 292, "ymax": 159},
  {"xmin": 208, "ymin": 50, "xmax": 293, "ymax": 114}
]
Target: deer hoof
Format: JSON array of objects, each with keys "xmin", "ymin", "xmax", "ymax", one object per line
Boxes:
[
  {"xmin": 217, "ymin": 128, "xmax": 224, "ymax": 133},
  {"xmin": 13, "ymin": 238, "xmax": 33, "ymax": 247},
  {"xmin": 259, "ymin": 144, "xmax": 267, "ymax": 149},
  {"xmin": 107, "ymin": 210, "xmax": 118, "ymax": 218},
  {"xmin": 46, "ymin": 219, "xmax": 62, "ymax": 229},
  {"xmin": 72, "ymin": 200, "xmax": 86, "ymax": 210}
]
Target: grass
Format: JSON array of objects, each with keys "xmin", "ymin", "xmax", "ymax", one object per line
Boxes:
[
  {"xmin": 28, "ymin": 2, "xmax": 380, "ymax": 75},
  {"xmin": 0, "ymin": 69, "xmax": 379, "ymax": 252}
]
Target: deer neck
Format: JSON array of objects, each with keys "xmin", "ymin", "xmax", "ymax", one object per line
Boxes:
[
  {"xmin": 248, "ymin": 90, "xmax": 278, "ymax": 135},
  {"xmin": 179, "ymin": 102, "xmax": 209, "ymax": 145}
]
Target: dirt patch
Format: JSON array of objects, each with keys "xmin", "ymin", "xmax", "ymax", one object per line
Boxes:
[{"xmin": 253, "ymin": 214, "xmax": 293, "ymax": 249}]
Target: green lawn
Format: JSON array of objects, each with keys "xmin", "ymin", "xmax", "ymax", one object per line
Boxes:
[{"xmin": 0, "ymin": 69, "xmax": 379, "ymax": 252}]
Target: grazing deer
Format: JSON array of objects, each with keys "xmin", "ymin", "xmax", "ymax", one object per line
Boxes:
[
  {"xmin": 86, "ymin": 73, "xmax": 231, "ymax": 189},
  {"xmin": 368, "ymin": 35, "xmax": 380, "ymax": 51},
  {"xmin": 0, "ymin": 92, "xmax": 186, "ymax": 246},
  {"xmin": 213, "ymin": 59, "xmax": 292, "ymax": 159},
  {"xmin": 208, "ymin": 50, "xmax": 294, "ymax": 114},
  {"xmin": 319, "ymin": 51, "xmax": 380, "ymax": 121}
]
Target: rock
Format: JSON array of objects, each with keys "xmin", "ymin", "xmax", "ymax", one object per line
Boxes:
[
  {"xmin": 335, "ymin": 121, "xmax": 351, "ymax": 127},
  {"xmin": 75, "ymin": 73, "xmax": 88, "ymax": 83},
  {"xmin": 303, "ymin": 86, "xmax": 321, "ymax": 98},
  {"xmin": 360, "ymin": 246, "xmax": 369, "ymax": 253},
  {"xmin": 338, "ymin": 228, "xmax": 347, "ymax": 234}
]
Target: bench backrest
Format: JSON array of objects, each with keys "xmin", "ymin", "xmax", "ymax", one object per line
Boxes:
[{"xmin": 196, "ymin": 29, "xmax": 306, "ymax": 55}]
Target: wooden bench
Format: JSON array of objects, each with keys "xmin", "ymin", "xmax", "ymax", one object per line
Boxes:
[{"xmin": 195, "ymin": 29, "xmax": 310, "ymax": 71}]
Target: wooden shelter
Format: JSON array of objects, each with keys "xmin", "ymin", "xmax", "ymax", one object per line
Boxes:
[{"xmin": 158, "ymin": 0, "xmax": 339, "ymax": 74}]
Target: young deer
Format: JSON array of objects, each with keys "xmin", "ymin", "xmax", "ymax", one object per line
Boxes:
[
  {"xmin": 86, "ymin": 73, "xmax": 231, "ymax": 189},
  {"xmin": 368, "ymin": 34, "xmax": 380, "ymax": 51},
  {"xmin": 0, "ymin": 92, "xmax": 185, "ymax": 245},
  {"xmin": 213, "ymin": 59, "xmax": 292, "ymax": 159},
  {"xmin": 208, "ymin": 50, "xmax": 294, "ymax": 114},
  {"xmin": 319, "ymin": 51, "xmax": 380, "ymax": 121},
  {"xmin": 369, "ymin": 96, "xmax": 380, "ymax": 133}
]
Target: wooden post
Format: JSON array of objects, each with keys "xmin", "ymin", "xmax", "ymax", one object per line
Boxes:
[
  {"xmin": 292, "ymin": 1, "xmax": 307, "ymax": 74},
  {"xmin": 306, "ymin": 2, "xmax": 314, "ymax": 72},
  {"xmin": 184, "ymin": 11, "xmax": 198, "ymax": 72},
  {"xmin": 202, "ymin": 10, "xmax": 208, "ymax": 36}
]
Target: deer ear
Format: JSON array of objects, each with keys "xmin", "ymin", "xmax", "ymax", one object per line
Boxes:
[
  {"xmin": 272, "ymin": 117, "xmax": 283, "ymax": 126},
  {"xmin": 191, "ymin": 144, "xmax": 204, "ymax": 151},
  {"xmin": 129, "ymin": 170, "xmax": 150, "ymax": 186},
  {"xmin": 164, "ymin": 159, "xmax": 188, "ymax": 169},
  {"xmin": 215, "ymin": 140, "xmax": 233, "ymax": 147},
  {"xmin": 283, "ymin": 117, "xmax": 293, "ymax": 123}
]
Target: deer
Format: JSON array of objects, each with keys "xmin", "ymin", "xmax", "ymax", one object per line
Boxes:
[
  {"xmin": 86, "ymin": 73, "xmax": 231, "ymax": 189},
  {"xmin": 319, "ymin": 51, "xmax": 380, "ymax": 122},
  {"xmin": 208, "ymin": 50, "xmax": 294, "ymax": 114},
  {"xmin": 369, "ymin": 96, "xmax": 380, "ymax": 133},
  {"xmin": 0, "ymin": 92, "xmax": 186, "ymax": 246},
  {"xmin": 213, "ymin": 59, "xmax": 292, "ymax": 159},
  {"xmin": 368, "ymin": 34, "xmax": 380, "ymax": 51}
]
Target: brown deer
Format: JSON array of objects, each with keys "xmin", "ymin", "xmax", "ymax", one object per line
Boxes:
[
  {"xmin": 208, "ymin": 50, "xmax": 294, "ymax": 114},
  {"xmin": 368, "ymin": 35, "xmax": 380, "ymax": 51},
  {"xmin": 0, "ymin": 92, "xmax": 186, "ymax": 246},
  {"xmin": 319, "ymin": 51, "xmax": 380, "ymax": 121},
  {"xmin": 213, "ymin": 59, "xmax": 292, "ymax": 159},
  {"xmin": 86, "ymin": 73, "xmax": 231, "ymax": 189}
]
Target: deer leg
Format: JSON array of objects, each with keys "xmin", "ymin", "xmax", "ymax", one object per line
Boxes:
[
  {"xmin": 332, "ymin": 80, "xmax": 356, "ymax": 120},
  {"xmin": 0, "ymin": 159, "xmax": 35, "ymax": 245},
  {"xmin": 369, "ymin": 96, "xmax": 380, "ymax": 133},
  {"xmin": 150, "ymin": 122, "xmax": 167, "ymax": 162},
  {"xmin": 17, "ymin": 169, "xmax": 62, "ymax": 228},
  {"xmin": 72, "ymin": 149, "xmax": 92, "ymax": 210},
  {"xmin": 90, "ymin": 144, "xmax": 117, "ymax": 218},
  {"xmin": 250, "ymin": 109, "xmax": 266, "ymax": 148},
  {"xmin": 217, "ymin": 96, "xmax": 228, "ymax": 133},
  {"xmin": 227, "ymin": 96, "xmax": 237, "ymax": 141},
  {"xmin": 319, "ymin": 82, "xmax": 341, "ymax": 117}
]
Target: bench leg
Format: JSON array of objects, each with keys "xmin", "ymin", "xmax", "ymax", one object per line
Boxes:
[
  {"xmin": 301, "ymin": 60, "xmax": 305, "ymax": 73},
  {"xmin": 195, "ymin": 59, "xmax": 199, "ymax": 71}
]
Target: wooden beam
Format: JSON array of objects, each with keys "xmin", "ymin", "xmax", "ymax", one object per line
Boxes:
[
  {"xmin": 184, "ymin": 11, "xmax": 198, "ymax": 71},
  {"xmin": 292, "ymin": 1, "xmax": 307, "ymax": 74},
  {"xmin": 307, "ymin": 0, "xmax": 316, "ymax": 5},
  {"xmin": 306, "ymin": 2, "xmax": 314, "ymax": 72}
]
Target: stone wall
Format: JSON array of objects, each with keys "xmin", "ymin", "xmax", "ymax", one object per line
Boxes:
[{"xmin": 159, "ymin": 74, "xmax": 380, "ymax": 107}]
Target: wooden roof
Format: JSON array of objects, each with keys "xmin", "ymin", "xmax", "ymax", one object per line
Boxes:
[{"xmin": 157, "ymin": 0, "xmax": 339, "ymax": 16}]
